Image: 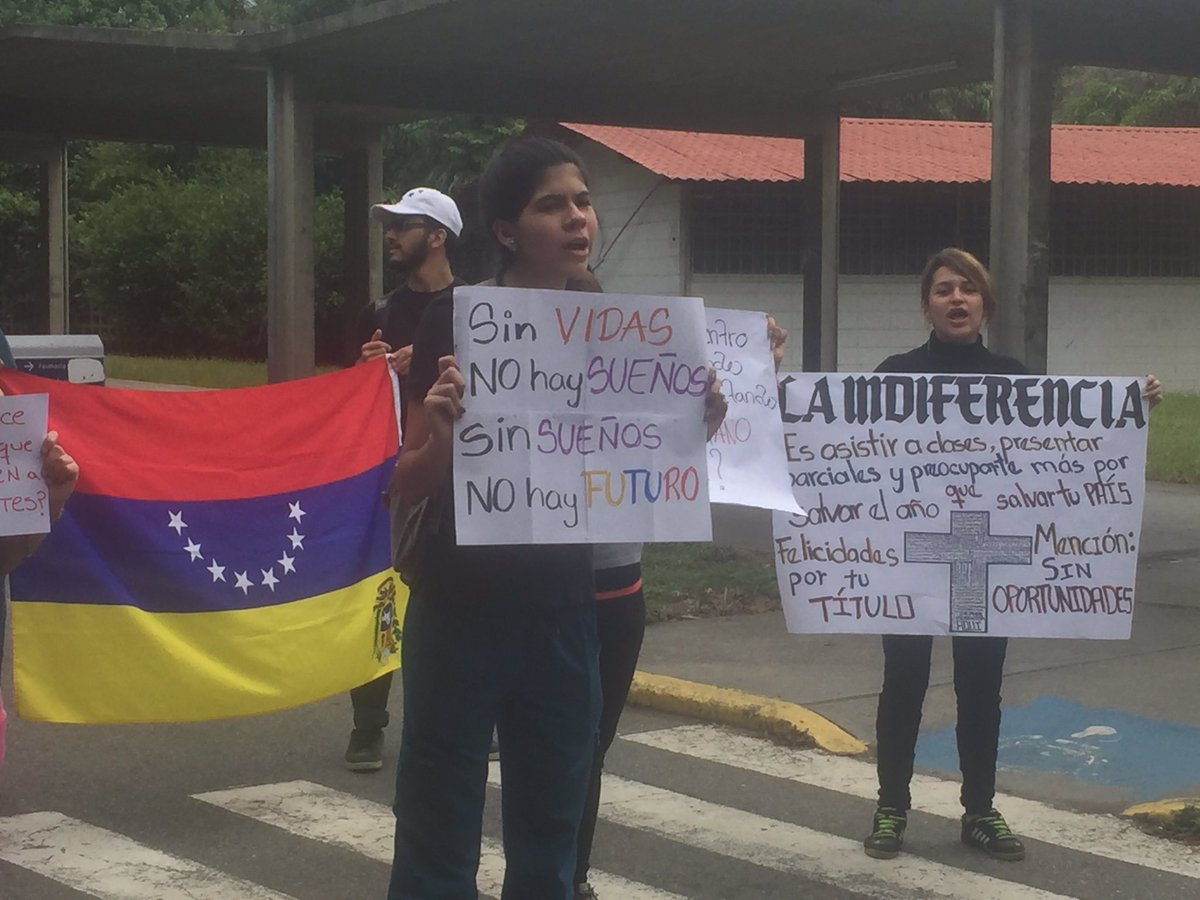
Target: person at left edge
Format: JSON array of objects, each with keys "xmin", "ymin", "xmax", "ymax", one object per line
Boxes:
[
  {"xmin": 0, "ymin": 327, "xmax": 81, "ymax": 767},
  {"xmin": 343, "ymin": 187, "xmax": 465, "ymax": 773}
]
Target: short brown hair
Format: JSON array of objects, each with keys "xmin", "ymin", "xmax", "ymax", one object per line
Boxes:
[{"xmin": 920, "ymin": 248, "xmax": 997, "ymax": 320}]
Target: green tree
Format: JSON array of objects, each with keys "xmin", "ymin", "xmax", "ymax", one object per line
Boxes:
[
  {"xmin": 845, "ymin": 83, "xmax": 992, "ymax": 121},
  {"xmin": 1056, "ymin": 68, "xmax": 1200, "ymax": 126},
  {"xmin": 384, "ymin": 116, "xmax": 525, "ymax": 194},
  {"xmin": 0, "ymin": 0, "xmax": 246, "ymax": 30},
  {"xmin": 71, "ymin": 148, "xmax": 351, "ymax": 361}
]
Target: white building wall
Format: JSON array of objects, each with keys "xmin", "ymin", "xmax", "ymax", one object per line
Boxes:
[
  {"xmin": 1047, "ymin": 279, "xmax": 1200, "ymax": 390},
  {"xmin": 687, "ymin": 274, "xmax": 927, "ymax": 373},
  {"xmin": 575, "ymin": 142, "xmax": 684, "ymax": 297},
  {"xmin": 691, "ymin": 274, "xmax": 1200, "ymax": 388}
]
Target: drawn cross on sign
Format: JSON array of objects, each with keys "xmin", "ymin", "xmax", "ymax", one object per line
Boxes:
[{"xmin": 905, "ymin": 510, "xmax": 1033, "ymax": 634}]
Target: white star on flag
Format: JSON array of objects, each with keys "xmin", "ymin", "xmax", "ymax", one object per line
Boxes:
[
  {"xmin": 207, "ymin": 560, "xmax": 227, "ymax": 582},
  {"xmin": 261, "ymin": 568, "xmax": 279, "ymax": 591},
  {"xmin": 184, "ymin": 539, "xmax": 203, "ymax": 561},
  {"xmin": 168, "ymin": 511, "xmax": 187, "ymax": 535},
  {"xmin": 234, "ymin": 572, "xmax": 253, "ymax": 594},
  {"xmin": 288, "ymin": 501, "xmax": 306, "ymax": 523},
  {"xmin": 278, "ymin": 552, "xmax": 296, "ymax": 574},
  {"xmin": 288, "ymin": 528, "xmax": 305, "ymax": 550}
]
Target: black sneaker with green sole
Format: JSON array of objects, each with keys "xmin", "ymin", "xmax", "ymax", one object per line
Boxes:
[
  {"xmin": 962, "ymin": 808, "xmax": 1026, "ymax": 860},
  {"xmin": 863, "ymin": 807, "xmax": 907, "ymax": 859}
]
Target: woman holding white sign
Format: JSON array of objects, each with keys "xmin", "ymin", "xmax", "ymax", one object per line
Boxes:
[
  {"xmin": 863, "ymin": 248, "xmax": 1162, "ymax": 863},
  {"xmin": 387, "ymin": 137, "xmax": 726, "ymax": 900},
  {"xmin": 386, "ymin": 137, "xmax": 601, "ymax": 900}
]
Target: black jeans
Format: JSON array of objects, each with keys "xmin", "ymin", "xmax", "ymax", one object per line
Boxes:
[
  {"xmin": 574, "ymin": 588, "xmax": 646, "ymax": 885},
  {"xmin": 875, "ymin": 634, "xmax": 1008, "ymax": 815},
  {"xmin": 349, "ymin": 671, "xmax": 392, "ymax": 732}
]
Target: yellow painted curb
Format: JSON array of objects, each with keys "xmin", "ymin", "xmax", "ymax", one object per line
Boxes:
[
  {"xmin": 1123, "ymin": 798, "xmax": 1200, "ymax": 821},
  {"xmin": 627, "ymin": 671, "xmax": 868, "ymax": 756}
]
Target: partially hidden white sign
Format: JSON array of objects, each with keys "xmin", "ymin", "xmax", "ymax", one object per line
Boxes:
[
  {"xmin": 705, "ymin": 308, "xmax": 802, "ymax": 513},
  {"xmin": 773, "ymin": 372, "xmax": 1148, "ymax": 639},
  {"xmin": 0, "ymin": 393, "xmax": 50, "ymax": 537},
  {"xmin": 453, "ymin": 286, "xmax": 712, "ymax": 545}
]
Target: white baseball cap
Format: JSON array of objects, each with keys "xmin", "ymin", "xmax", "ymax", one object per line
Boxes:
[{"xmin": 371, "ymin": 187, "xmax": 463, "ymax": 237}]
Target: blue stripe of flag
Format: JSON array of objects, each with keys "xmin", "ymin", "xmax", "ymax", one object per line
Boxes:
[{"xmin": 12, "ymin": 459, "xmax": 395, "ymax": 613}]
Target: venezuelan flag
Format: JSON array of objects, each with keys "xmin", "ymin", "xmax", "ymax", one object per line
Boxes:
[{"xmin": 0, "ymin": 363, "xmax": 404, "ymax": 724}]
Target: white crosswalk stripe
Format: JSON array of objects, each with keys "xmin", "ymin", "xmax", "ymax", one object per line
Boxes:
[
  {"xmin": 485, "ymin": 764, "xmax": 1079, "ymax": 900},
  {"xmin": 193, "ymin": 779, "xmax": 683, "ymax": 900},
  {"xmin": 0, "ymin": 811, "xmax": 296, "ymax": 900},
  {"xmin": 627, "ymin": 724, "xmax": 1200, "ymax": 882}
]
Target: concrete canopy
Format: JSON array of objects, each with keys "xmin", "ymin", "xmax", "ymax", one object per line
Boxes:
[
  {"xmin": 263, "ymin": 0, "xmax": 1199, "ymax": 133},
  {"xmin": 4, "ymin": 0, "xmax": 1196, "ymax": 149}
]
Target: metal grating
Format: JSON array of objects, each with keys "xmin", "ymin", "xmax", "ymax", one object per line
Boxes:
[{"xmin": 689, "ymin": 183, "xmax": 806, "ymax": 276}]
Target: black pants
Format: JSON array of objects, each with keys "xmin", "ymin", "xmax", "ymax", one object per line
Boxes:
[
  {"xmin": 574, "ymin": 585, "xmax": 646, "ymax": 885},
  {"xmin": 389, "ymin": 595, "xmax": 599, "ymax": 900},
  {"xmin": 875, "ymin": 634, "xmax": 1007, "ymax": 815},
  {"xmin": 350, "ymin": 671, "xmax": 393, "ymax": 732}
]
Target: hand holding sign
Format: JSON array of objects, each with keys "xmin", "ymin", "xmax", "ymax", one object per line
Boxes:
[{"xmin": 41, "ymin": 429, "xmax": 78, "ymax": 523}]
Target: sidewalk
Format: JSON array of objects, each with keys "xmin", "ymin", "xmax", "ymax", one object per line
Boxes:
[{"xmin": 634, "ymin": 481, "xmax": 1200, "ymax": 814}]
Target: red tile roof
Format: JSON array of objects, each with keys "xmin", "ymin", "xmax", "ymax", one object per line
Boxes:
[{"xmin": 562, "ymin": 118, "xmax": 1200, "ymax": 188}]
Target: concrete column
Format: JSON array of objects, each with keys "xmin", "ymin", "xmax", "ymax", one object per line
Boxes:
[
  {"xmin": 40, "ymin": 143, "xmax": 69, "ymax": 334},
  {"xmin": 989, "ymin": 0, "xmax": 1053, "ymax": 373},
  {"xmin": 341, "ymin": 134, "xmax": 384, "ymax": 360},
  {"xmin": 266, "ymin": 65, "xmax": 315, "ymax": 383},
  {"xmin": 801, "ymin": 109, "xmax": 841, "ymax": 372}
]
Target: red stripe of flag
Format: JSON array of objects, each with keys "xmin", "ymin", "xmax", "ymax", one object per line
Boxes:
[{"xmin": 0, "ymin": 362, "xmax": 399, "ymax": 502}]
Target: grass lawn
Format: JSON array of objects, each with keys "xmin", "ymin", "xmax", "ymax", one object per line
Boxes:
[
  {"xmin": 642, "ymin": 542, "xmax": 780, "ymax": 623},
  {"xmin": 106, "ymin": 355, "xmax": 338, "ymax": 389},
  {"xmin": 1147, "ymin": 393, "xmax": 1200, "ymax": 484}
]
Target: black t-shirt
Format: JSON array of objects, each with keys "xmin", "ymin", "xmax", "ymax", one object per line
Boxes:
[
  {"xmin": 356, "ymin": 280, "xmax": 462, "ymax": 427},
  {"xmin": 407, "ymin": 291, "xmax": 593, "ymax": 609}
]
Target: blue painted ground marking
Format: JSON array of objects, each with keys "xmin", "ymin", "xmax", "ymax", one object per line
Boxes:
[{"xmin": 915, "ymin": 696, "xmax": 1200, "ymax": 801}]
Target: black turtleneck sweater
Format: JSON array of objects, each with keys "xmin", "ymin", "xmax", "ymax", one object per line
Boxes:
[{"xmin": 875, "ymin": 332, "xmax": 1028, "ymax": 377}]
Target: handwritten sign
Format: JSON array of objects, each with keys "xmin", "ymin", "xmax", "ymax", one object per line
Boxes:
[
  {"xmin": 0, "ymin": 394, "xmax": 50, "ymax": 537},
  {"xmin": 772, "ymin": 373, "xmax": 1148, "ymax": 639},
  {"xmin": 705, "ymin": 308, "xmax": 802, "ymax": 514},
  {"xmin": 453, "ymin": 286, "xmax": 712, "ymax": 545}
]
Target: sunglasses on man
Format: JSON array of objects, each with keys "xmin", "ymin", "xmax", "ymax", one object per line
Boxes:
[{"xmin": 384, "ymin": 218, "xmax": 429, "ymax": 233}]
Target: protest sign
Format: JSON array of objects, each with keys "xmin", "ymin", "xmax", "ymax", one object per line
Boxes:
[
  {"xmin": 453, "ymin": 286, "xmax": 712, "ymax": 545},
  {"xmin": 0, "ymin": 394, "xmax": 49, "ymax": 537},
  {"xmin": 705, "ymin": 308, "xmax": 802, "ymax": 513},
  {"xmin": 773, "ymin": 373, "xmax": 1148, "ymax": 639}
]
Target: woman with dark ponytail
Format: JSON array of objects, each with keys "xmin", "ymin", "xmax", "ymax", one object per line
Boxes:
[{"xmin": 386, "ymin": 137, "xmax": 603, "ymax": 900}]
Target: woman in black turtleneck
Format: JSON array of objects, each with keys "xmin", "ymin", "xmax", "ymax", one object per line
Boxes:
[
  {"xmin": 862, "ymin": 248, "xmax": 1161, "ymax": 864},
  {"xmin": 864, "ymin": 248, "xmax": 1025, "ymax": 863}
]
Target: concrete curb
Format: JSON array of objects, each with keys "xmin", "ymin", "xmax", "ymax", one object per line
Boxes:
[
  {"xmin": 627, "ymin": 671, "xmax": 869, "ymax": 756},
  {"xmin": 1122, "ymin": 798, "xmax": 1200, "ymax": 822}
]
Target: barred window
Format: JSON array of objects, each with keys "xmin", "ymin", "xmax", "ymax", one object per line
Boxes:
[
  {"xmin": 689, "ymin": 183, "xmax": 806, "ymax": 275},
  {"xmin": 1051, "ymin": 185, "xmax": 1200, "ymax": 277},
  {"xmin": 687, "ymin": 181, "xmax": 1200, "ymax": 278},
  {"xmin": 840, "ymin": 183, "xmax": 990, "ymax": 275}
]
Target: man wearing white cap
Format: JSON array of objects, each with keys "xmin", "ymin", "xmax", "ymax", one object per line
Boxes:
[{"xmin": 345, "ymin": 187, "xmax": 464, "ymax": 772}]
